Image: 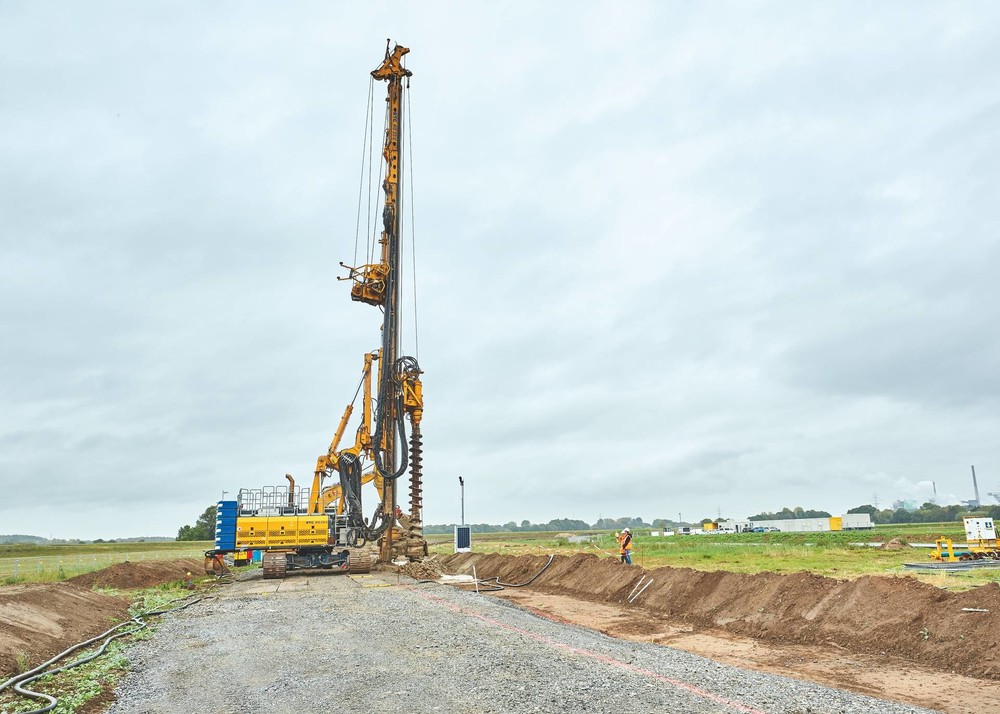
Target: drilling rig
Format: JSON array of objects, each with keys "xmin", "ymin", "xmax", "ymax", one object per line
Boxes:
[{"xmin": 206, "ymin": 41, "xmax": 428, "ymax": 578}]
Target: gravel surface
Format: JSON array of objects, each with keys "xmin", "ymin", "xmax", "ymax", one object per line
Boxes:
[{"xmin": 107, "ymin": 571, "xmax": 940, "ymax": 714}]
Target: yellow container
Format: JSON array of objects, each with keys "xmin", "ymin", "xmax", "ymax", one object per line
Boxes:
[{"xmin": 829, "ymin": 517, "xmax": 843, "ymax": 531}]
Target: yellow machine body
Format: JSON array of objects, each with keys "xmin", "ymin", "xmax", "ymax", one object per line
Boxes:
[{"xmin": 235, "ymin": 514, "xmax": 331, "ymax": 549}]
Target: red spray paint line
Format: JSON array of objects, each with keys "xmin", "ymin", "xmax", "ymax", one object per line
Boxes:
[{"xmin": 411, "ymin": 588, "xmax": 766, "ymax": 714}]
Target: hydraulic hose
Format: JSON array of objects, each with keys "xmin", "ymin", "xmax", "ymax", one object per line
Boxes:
[
  {"xmin": 1, "ymin": 596, "xmax": 201, "ymax": 713},
  {"xmin": 482, "ymin": 554, "xmax": 556, "ymax": 589},
  {"xmin": 0, "ymin": 591, "xmax": 212, "ymax": 714},
  {"xmin": 418, "ymin": 555, "xmax": 556, "ymax": 592}
]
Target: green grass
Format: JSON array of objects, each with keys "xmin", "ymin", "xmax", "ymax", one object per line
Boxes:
[
  {"xmin": 428, "ymin": 524, "xmax": 999, "ymax": 590},
  {"xmin": 0, "ymin": 541, "xmax": 211, "ymax": 559}
]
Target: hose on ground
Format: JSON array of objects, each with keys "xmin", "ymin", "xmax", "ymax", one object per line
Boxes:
[
  {"xmin": 0, "ymin": 590, "xmax": 210, "ymax": 714},
  {"xmin": 418, "ymin": 554, "xmax": 556, "ymax": 592}
]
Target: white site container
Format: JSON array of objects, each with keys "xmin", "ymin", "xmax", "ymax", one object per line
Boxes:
[
  {"xmin": 964, "ymin": 516, "xmax": 997, "ymax": 542},
  {"xmin": 842, "ymin": 513, "xmax": 874, "ymax": 530}
]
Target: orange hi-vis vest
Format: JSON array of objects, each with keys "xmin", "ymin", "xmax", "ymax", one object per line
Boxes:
[{"xmin": 618, "ymin": 531, "xmax": 632, "ymax": 554}]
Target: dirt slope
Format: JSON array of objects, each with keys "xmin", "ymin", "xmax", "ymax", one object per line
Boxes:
[
  {"xmin": 440, "ymin": 552, "xmax": 1000, "ymax": 680},
  {"xmin": 0, "ymin": 583, "xmax": 128, "ymax": 676},
  {"xmin": 67, "ymin": 558, "xmax": 202, "ymax": 589},
  {"xmin": 1, "ymin": 559, "xmax": 204, "ymax": 676}
]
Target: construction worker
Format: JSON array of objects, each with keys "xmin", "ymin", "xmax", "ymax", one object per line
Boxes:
[{"xmin": 618, "ymin": 528, "xmax": 633, "ymax": 565}]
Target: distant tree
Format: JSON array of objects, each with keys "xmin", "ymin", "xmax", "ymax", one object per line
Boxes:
[
  {"xmin": 177, "ymin": 505, "xmax": 217, "ymax": 541},
  {"xmin": 748, "ymin": 507, "xmax": 831, "ymax": 520},
  {"xmin": 847, "ymin": 505, "xmax": 878, "ymax": 515},
  {"xmin": 890, "ymin": 508, "xmax": 914, "ymax": 524},
  {"xmin": 546, "ymin": 518, "xmax": 590, "ymax": 531}
]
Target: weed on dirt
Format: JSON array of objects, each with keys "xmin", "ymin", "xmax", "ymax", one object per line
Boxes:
[{"xmin": 0, "ymin": 563, "xmax": 207, "ymax": 714}]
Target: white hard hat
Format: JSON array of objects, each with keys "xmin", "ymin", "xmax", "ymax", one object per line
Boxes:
[{"xmin": 623, "ymin": 528, "xmax": 630, "ymax": 533}]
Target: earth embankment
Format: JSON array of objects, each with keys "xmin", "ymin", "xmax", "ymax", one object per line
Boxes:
[
  {"xmin": 440, "ymin": 552, "xmax": 1000, "ymax": 679},
  {"xmin": 0, "ymin": 558, "xmax": 203, "ymax": 676}
]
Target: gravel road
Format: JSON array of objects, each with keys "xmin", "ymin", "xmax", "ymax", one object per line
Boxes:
[{"xmin": 107, "ymin": 571, "xmax": 939, "ymax": 714}]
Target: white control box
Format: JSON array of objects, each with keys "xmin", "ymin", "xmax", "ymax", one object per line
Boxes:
[{"xmin": 964, "ymin": 516, "xmax": 997, "ymax": 542}]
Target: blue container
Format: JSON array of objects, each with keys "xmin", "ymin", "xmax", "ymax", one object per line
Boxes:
[{"xmin": 214, "ymin": 502, "xmax": 238, "ymax": 550}]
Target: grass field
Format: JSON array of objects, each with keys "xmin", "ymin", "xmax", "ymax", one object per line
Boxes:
[
  {"xmin": 6, "ymin": 523, "xmax": 994, "ymax": 590},
  {"xmin": 0, "ymin": 541, "xmax": 211, "ymax": 584},
  {"xmin": 428, "ymin": 524, "xmax": 1000, "ymax": 590}
]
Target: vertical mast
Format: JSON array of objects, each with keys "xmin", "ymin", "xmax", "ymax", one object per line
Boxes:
[
  {"xmin": 380, "ymin": 43, "xmax": 407, "ymax": 559},
  {"xmin": 339, "ymin": 42, "xmax": 424, "ymax": 561},
  {"xmin": 370, "ymin": 43, "xmax": 412, "ymax": 560}
]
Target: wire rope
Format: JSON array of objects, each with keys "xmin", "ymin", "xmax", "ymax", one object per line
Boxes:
[
  {"xmin": 405, "ymin": 79, "xmax": 420, "ymax": 360},
  {"xmin": 369, "ymin": 99, "xmax": 389, "ymax": 268},
  {"xmin": 353, "ymin": 78, "xmax": 374, "ymax": 269},
  {"xmin": 365, "ymin": 79, "xmax": 376, "ymax": 269}
]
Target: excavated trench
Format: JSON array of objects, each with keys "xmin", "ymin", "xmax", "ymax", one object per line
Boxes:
[{"xmin": 437, "ymin": 552, "xmax": 1000, "ymax": 680}]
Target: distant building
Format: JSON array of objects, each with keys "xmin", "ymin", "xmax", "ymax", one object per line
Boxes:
[
  {"xmin": 716, "ymin": 513, "xmax": 873, "ymax": 533},
  {"xmin": 892, "ymin": 500, "xmax": 919, "ymax": 511}
]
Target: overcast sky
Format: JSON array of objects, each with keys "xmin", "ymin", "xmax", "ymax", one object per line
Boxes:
[{"xmin": 2, "ymin": 3, "xmax": 998, "ymax": 539}]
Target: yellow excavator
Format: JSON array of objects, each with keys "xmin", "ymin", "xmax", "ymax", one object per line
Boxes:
[{"xmin": 206, "ymin": 41, "xmax": 427, "ymax": 579}]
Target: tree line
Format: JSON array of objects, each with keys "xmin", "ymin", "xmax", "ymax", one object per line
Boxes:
[
  {"xmin": 175, "ymin": 501, "xmax": 1000, "ymax": 540},
  {"xmin": 847, "ymin": 502, "xmax": 1000, "ymax": 524}
]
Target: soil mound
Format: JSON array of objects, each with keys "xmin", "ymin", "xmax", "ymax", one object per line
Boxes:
[
  {"xmin": 399, "ymin": 558, "xmax": 443, "ymax": 581},
  {"xmin": 440, "ymin": 553, "xmax": 1000, "ymax": 680},
  {"xmin": 68, "ymin": 559, "xmax": 203, "ymax": 589},
  {"xmin": 0, "ymin": 582, "xmax": 129, "ymax": 676},
  {"xmin": 879, "ymin": 537, "xmax": 911, "ymax": 550}
]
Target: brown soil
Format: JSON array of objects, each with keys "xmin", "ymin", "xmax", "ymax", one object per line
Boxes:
[
  {"xmin": 0, "ymin": 559, "xmax": 204, "ymax": 677},
  {"xmin": 879, "ymin": 537, "xmax": 911, "ymax": 550},
  {"xmin": 440, "ymin": 553, "xmax": 1000, "ymax": 681},
  {"xmin": 396, "ymin": 556, "xmax": 445, "ymax": 581},
  {"xmin": 67, "ymin": 558, "xmax": 203, "ymax": 590},
  {"xmin": 0, "ymin": 583, "xmax": 129, "ymax": 676},
  {"xmin": 496, "ymin": 590, "xmax": 995, "ymax": 714}
]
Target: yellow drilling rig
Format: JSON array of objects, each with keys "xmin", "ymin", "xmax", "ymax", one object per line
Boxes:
[{"xmin": 206, "ymin": 41, "xmax": 427, "ymax": 579}]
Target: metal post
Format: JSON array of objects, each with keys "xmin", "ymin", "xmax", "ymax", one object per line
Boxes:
[
  {"xmin": 459, "ymin": 476, "xmax": 465, "ymax": 525},
  {"xmin": 13, "ymin": 559, "xmax": 18, "ymax": 580}
]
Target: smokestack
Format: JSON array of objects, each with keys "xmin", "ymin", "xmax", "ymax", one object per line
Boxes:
[
  {"xmin": 932, "ymin": 481, "xmax": 937, "ymax": 504},
  {"xmin": 972, "ymin": 465, "xmax": 981, "ymax": 508}
]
